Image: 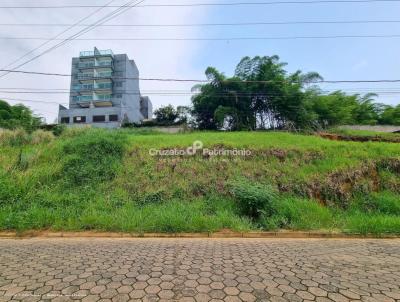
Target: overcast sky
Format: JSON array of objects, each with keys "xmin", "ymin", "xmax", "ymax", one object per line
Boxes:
[{"xmin": 0, "ymin": 0, "xmax": 399, "ymax": 123}]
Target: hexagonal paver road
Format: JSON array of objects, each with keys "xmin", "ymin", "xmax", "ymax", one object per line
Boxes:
[{"xmin": 0, "ymin": 238, "xmax": 399, "ymax": 301}]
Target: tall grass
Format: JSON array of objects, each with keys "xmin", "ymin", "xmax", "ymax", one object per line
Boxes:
[
  {"xmin": 0, "ymin": 128, "xmax": 399, "ymax": 234},
  {"xmin": 0, "ymin": 128, "xmax": 54, "ymax": 146}
]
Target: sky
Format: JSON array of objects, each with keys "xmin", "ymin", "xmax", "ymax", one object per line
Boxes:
[{"xmin": 0, "ymin": 0, "xmax": 399, "ymax": 123}]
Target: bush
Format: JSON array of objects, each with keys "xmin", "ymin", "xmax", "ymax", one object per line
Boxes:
[
  {"xmin": 229, "ymin": 179, "xmax": 277, "ymax": 219},
  {"xmin": 52, "ymin": 125, "xmax": 66, "ymax": 136},
  {"xmin": 62, "ymin": 130, "xmax": 126, "ymax": 185}
]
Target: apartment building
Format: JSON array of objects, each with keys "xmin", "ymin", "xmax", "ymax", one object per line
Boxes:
[{"xmin": 58, "ymin": 47, "xmax": 152, "ymax": 128}]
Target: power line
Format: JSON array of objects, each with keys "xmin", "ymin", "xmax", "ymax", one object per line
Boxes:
[
  {"xmin": 2, "ymin": 89, "xmax": 400, "ymax": 96},
  {"xmin": 1, "ymin": 20, "xmax": 400, "ymax": 27},
  {"xmin": 0, "ymin": 0, "xmax": 146, "ymax": 79},
  {"xmin": 1, "ymin": 0, "xmax": 400, "ymax": 8},
  {"xmin": 0, "ymin": 0, "xmax": 118, "ymax": 78},
  {"xmin": 2, "ymin": 86, "xmax": 400, "ymax": 92},
  {"xmin": 2, "ymin": 34, "xmax": 400, "ymax": 41},
  {"xmin": 2, "ymin": 69, "xmax": 400, "ymax": 84}
]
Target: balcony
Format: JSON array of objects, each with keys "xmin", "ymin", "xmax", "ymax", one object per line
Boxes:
[
  {"xmin": 96, "ymin": 71, "xmax": 113, "ymax": 78},
  {"xmin": 94, "ymin": 83, "xmax": 113, "ymax": 90},
  {"xmin": 72, "ymin": 82, "xmax": 112, "ymax": 92},
  {"xmin": 96, "ymin": 60, "xmax": 114, "ymax": 68},
  {"xmin": 72, "ymin": 94, "xmax": 113, "ymax": 108},
  {"xmin": 79, "ymin": 49, "xmax": 114, "ymax": 58},
  {"xmin": 78, "ymin": 61, "xmax": 95, "ymax": 69},
  {"xmin": 77, "ymin": 71, "xmax": 113, "ymax": 81},
  {"xmin": 78, "ymin": 60, "xmax": 113, "ymax": 70},
  {"xmin": 77, "ymin": 73, "xmax": 94, "ymax": 81},
  {"xmin": 72, "ymin": 84, "xmax": 93, "ymax": 92}
]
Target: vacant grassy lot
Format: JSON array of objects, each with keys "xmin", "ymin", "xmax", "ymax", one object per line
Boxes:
[{"xmin": 0, "ymin": 128, "xmax": 399, "ymax": 234}]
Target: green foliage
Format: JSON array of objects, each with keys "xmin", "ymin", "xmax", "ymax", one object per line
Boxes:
[
  {"xmin": 261, "ymin": 197, "xmax": 335, "ymax": 230},
  {"xmin": 192, "ymin": 56, "xmax": 397, "ymax": 130},
  {"xmin": 352, "ymin": 191, "xmax": 400, "ymax": 215},
  {"xmin": 52, "ymin": 125, "xmax": 66, "ymax": 136},
  {"xmin": 343, "ymin": 213, "xmax": 400, "ymax": 235},
  {"xmin": 0, "ymin": 129, "xmax": 399, "ymax": 234},
  {"xmin": 61, "ymin": 130, "xmax": 126, "ymax": 185},
  {"xmin": 379, "ymin": 104, "xmax": 400, "ymax": 125},
  {"xmin": 0, "ymin": 100, "xmax": 42, "ymax": 132},
  {"xmin": 154, "ymin": 104, "xmax": 179, "ymax": 125},
  {"xmin": 229, "ymin": 179, "xmax": 277, "ymax": 219}
]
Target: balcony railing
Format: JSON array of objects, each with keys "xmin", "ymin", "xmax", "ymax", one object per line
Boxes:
[
  {"xmin": 72, "ymin": 94, "xmax": 113, "ymax": 102},
  {"xmin": 72, "ymin": 83, "xmax": 113, "ymax": 92},
  {"xmin": 72, "ymin": 95, "xmax": 93, "ymax": 102},
  {"xmin": 78, "ymin": 60, "xmax": 113, "ymax": 69},
  {"xmin": 77, "ymin": 72, "xmax": 113, "ymax": 80},
  {"xmin": 78, "ymin": 62, "xmax": 95, "ymax": 69},
  {"xmin": 96, "ymin": 61, "xmax": 113, "ymax": 68},
  {"xmin": 79, "ymin": 49, "xmax": 114, "ymax": 57},
  {"xmin": 95, "ymin": 83, "xmax": 113, "ymax": 90}
]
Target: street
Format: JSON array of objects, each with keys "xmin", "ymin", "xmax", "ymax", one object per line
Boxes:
[{"xmin": 0, "ymin": 238, "xmax": 399, "ymax": 301}]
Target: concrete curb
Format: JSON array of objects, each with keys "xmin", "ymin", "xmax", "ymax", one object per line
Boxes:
[{"xmin": 0, "ymin": 231, "xmax": 399, "ymax": 239}]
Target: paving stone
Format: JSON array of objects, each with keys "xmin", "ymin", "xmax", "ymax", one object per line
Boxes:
[{"xmin": 0, "ymin": 238, "xmax": 398, "ymax": 302}]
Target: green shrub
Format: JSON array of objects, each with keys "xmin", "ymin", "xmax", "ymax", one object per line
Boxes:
[
  {"xmin": 229, "ymin": 179, "xmax": 277, "ymax": 219},
  {"xmin": 62, "ymin": 130, "xmax": 126, "ymax": 185},
  {"xmin": 52, "ymin": 125, "xmax": 66, "ymax": 136}
]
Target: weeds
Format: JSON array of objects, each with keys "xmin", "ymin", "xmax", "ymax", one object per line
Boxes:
[
  {"xmin": 229, "ymin": 179, "xmax": 277, "ymax": 219},
  {"xmin": 61, "ymin": 129, "xmax": 126, "ymax": 185},
  {"xmin": 0, "ymin": 129, "xmax": 399, "ymax": 234}
]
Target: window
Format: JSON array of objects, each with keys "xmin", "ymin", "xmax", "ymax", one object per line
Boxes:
[
  {"xmin": 115, "ymin": 94, "xmax": 122, "ymax": 98},
  {"xmin": 93, "ymin": 115, "xmax": 106, "ymax": 123},
  {"xmin": 109, "ymin": 115, "xmax": 119, "ymax": 122},
  {"xmin": 97, "ymin": 94, "xmax": 112, "ymax": 100},
  {"xmin": 73, "ymin": 116, "xmax": 86, "ymax": 123},
  {"xmin": 115, "ymin": 82, "xmax": 123, "ymax": 87},
  {"xmin": 60, "ymin": 117, "xmax": 70, "ymax": 124}
]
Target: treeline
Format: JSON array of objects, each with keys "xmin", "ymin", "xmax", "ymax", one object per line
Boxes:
[
  {"xmin": 154, "ymin": 56, "xmax": 399, "ymax": 130},
  {"xmin": 187, "ymin": 56, "xmax": 399, "ymax": 130},
  {"xmin": 0, "ymin": 100, "xmax": 42, "ymax": 132}
]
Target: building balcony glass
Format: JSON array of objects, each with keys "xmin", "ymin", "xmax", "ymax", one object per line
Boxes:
[
  {"xmin": 94, "ymin": 83, "xmax": 113, "ymax": 90},
  {"xmin": 79, "ymin": 49, "xmax": 114, "ymax": 58},
  {"xmin": 78, "ymin": 61, "xmax": 95, "ymax": 69},
  {"xmin": 73, "ymin": 95, "xmax": 93, "ymax": 102},
  {"xmin": 77, "ymin": 71, "xmax": 113, "ymax": 81},
  {"xmin": 72, "ymin": 82, "xmax": 113, "ymax": 92},
  {"xmin": 72, "ymin": 84, "xmax": 93, "ymax": 91},
  {"xmin": 78, "ymin": 60, "xmax": 113, "ymax": 69}
]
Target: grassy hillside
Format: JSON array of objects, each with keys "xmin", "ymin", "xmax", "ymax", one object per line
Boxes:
[{"xmin": 0, "ymin": 128, "xmax": 399, "ymax": 234}]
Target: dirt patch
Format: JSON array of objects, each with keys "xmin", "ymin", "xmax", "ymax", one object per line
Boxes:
[{"xmin": 318, "ymin": 132, "xmax": 400, "ymax": 143}]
